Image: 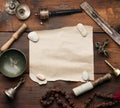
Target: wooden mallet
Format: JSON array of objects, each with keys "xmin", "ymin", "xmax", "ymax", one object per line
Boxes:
[{"xmin": 0, "ymin": 23, "xmax": 27, "ymax": 52}]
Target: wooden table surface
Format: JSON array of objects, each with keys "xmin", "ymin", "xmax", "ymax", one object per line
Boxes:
[{"xmin": 0, "ymin": 0, "xmax": 120, "ymax": 108}]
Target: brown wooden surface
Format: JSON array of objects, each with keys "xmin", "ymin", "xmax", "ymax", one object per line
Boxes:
[{"xmin": 0, "ymin": 0, "xmax": 120, "ymax": 108}]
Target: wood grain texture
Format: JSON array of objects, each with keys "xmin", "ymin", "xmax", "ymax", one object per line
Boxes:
[
  {"xmin": 0, "ymin": 0, "xmax": 120, "ymax": 32},
  {"xmin": 0, "ymin": 0, "xmax": 120, "ymax": 108},
  {"xmin": 0, "ymin": 74, "xmax": 120, "ymax": 108}
]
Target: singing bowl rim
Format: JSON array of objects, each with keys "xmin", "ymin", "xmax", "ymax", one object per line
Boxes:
[{"xmin": 0, "ymin": 48, "xmax": 27, "ymax": 78}]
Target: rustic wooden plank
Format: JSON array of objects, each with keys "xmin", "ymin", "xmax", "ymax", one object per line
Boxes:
[
  {"xmin": 94, "ymin": 33, "xmax": 120, "ymax": 74},
  {"xmin": 0, "ymin": 74, "xmax": 120, "ymax": 108},
  {"xmin": 0, "ymin": 1, "xmax": 120, "ymax": 108},
  {"xmin": 0, "ymin": 0, "xmax": 120, "ymax": 32}
]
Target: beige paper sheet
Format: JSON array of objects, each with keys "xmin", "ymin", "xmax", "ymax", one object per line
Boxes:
[{"xmin": 29, "ymin": 24, "xmax": 94, "ymax": 85}]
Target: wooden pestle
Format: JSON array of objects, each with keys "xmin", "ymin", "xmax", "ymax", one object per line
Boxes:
[{"xmin": 0, "ymin": 23, "xmax": 27, "ymax": 52}]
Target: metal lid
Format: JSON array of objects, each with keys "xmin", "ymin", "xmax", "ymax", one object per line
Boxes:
[{"xmin": 16, "ymin": 4, "xmax": 31, "ymax": 20}]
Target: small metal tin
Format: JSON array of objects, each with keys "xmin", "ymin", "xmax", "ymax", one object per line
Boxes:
[{"xmin": 16, "ymin": 4, "xmax": 31, "ymax": 20}]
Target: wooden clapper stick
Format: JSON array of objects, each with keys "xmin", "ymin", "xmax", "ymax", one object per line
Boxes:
[{"xmin": 0, "ymin": 23, "xmax": 27, "ymax": 52}]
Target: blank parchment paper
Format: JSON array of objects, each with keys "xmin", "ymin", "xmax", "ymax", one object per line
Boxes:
[{"xmin": 29, "ymin": 24, "xmax": 94, "ymax": 85}]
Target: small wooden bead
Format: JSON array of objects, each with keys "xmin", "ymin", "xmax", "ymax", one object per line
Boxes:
[
  {"xmin": 65, "ymin": 94, "xmax": 70, "ymax": 99},
  {"xmin": 49, "ymin": 97, "xmax": 54, "ymax": 101},
  {"xmin": 62, "ymin": 103, "xmax": 68, "ymax": 108},
  {"xmin": 69, "ymin": 101, "xmax": 74, "ymax": 106},
  {"xmin": 55, "ymin": 94, "xmax": 59, "ymax": 98},
  {"xmin": 57, "ymin": 99, "xmax": 62, "ymax": 104}
]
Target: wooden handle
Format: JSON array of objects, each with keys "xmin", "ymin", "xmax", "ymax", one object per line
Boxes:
[
  {"xmin": 92, "ymin": 73, "xmax": 112, "ymax": 87},
  {"xmin": 0, "ymin": 23, "xmax": 27, "ymax": 52}
]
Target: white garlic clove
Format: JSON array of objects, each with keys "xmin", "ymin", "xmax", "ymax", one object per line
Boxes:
[
  {"xmin": 28, "ymin": 32, "xmax": 39, "ymax": 42},
  {"xmin": 76, "ymin": 23, "xmax": 87, "ymax": 37},
  {"xmin": 36, "ymin": 74, "xmax": 46, "ymax": 81},
  {"xmin": 82, "ymin": 71, "xmax": 89, "ymax": 81}
]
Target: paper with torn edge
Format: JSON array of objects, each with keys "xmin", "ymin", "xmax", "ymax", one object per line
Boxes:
[{"xmin": 29, "ymin": 24, "xmax": 94, "ymax": 85}]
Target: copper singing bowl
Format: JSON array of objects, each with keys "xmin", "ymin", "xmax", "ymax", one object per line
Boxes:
[{"xmin": 0, "ymin": 49, "xmax": 27, "ymax": 78}]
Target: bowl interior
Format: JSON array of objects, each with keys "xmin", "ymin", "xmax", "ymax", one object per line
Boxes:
[{"xmin": 0, "ymin": 49, "xmax": 26, "ymax": 78}]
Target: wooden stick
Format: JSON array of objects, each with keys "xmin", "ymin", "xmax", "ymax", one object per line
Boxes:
[{"xmin": 0, "ymin": 23, "xmax": 27, "ymax": 52}]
